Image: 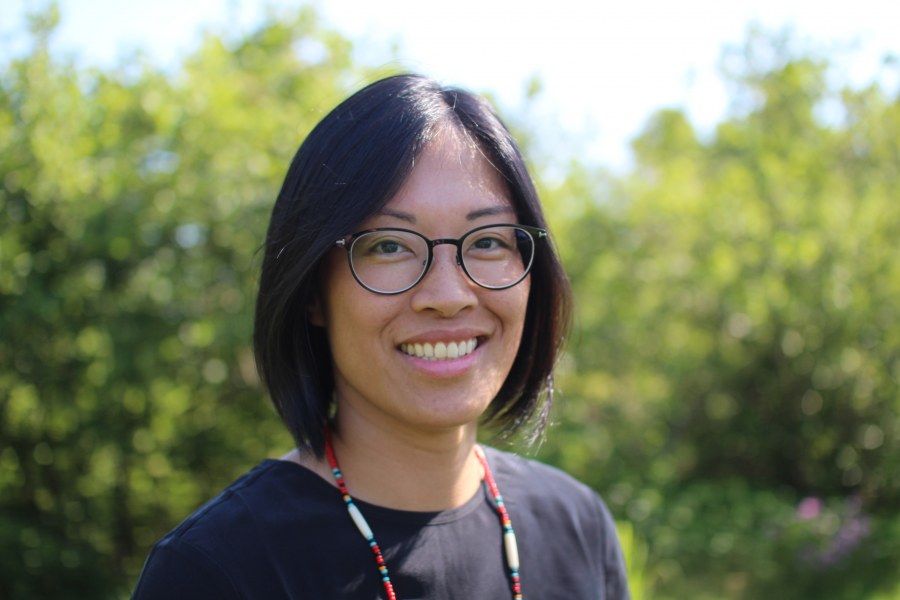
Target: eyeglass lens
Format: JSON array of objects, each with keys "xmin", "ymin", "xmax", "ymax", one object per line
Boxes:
[{"xmin": 348, "ymin": 226, "xmax": 535, "ymax": 293}]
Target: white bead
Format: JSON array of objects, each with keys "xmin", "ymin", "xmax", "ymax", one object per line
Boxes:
[
  {"xmin": 504, "ymin": 531, "xmax": 520, "ymax": 570},
  {"xmin": 348, "ymin": 503, "xmax": 374, "ymax": 540}
]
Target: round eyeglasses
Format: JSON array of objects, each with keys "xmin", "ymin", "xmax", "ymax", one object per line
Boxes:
[{"xmin": 334, "ymin": 223, "xmax": 546, "ymax": 295}]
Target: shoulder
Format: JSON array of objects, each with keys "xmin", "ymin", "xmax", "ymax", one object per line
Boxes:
[
  {"xmin": 132, "ymin": 460, "xmax": 332, "ymax": 599},
  {"xmin": 482, "ymin": 446, "xmax": 620, "ymax": 543},
  {"xmin": 160, "ymin": 460, "xmax": 294, "ymax": 548},
  {"xmin": 483, "ymin": 446, "xmax": 609, "ymax": 515},
  {"xmin": 132, "ymin": 532, "xmax": 242, "ymax": 600},
  {"xmin": 482, "ymin": 447, "xmax": 631, "ymax": 599}
]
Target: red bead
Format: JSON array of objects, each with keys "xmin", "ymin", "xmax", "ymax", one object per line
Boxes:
[{"xmin": 327, "ymin": 429, "xmax": 523, "ymax": 599}]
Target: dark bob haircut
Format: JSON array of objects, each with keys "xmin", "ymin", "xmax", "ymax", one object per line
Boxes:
[{"xmin": 254, "ymin": 74, "xmax": 572, "ymax": 455}]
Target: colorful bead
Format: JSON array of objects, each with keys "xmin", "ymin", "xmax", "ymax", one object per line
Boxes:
[
  {"xmin": 325, "ymin": 430, "xmax": 397, "ymax": 600},
  {"xmin": 475, "ymin": 444, "xmax": 523, "ymax": 599},
  {"xmin": 325, "ymin": 429, "xmax": 522, "ymax": 599}
]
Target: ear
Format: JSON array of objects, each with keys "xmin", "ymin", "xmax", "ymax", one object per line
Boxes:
[{"xmin": 308, "ymin": 296, "xmax": 325, "ymax": 327}]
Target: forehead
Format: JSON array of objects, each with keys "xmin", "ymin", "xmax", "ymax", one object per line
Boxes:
[{"xmin": 383, "ymin": 128, "xmax": 514, "ymax": 217}]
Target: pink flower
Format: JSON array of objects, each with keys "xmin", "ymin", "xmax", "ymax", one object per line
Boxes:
[{"xmin": 797, "ymin": 497, "xmax": 822, "ymax": 520}]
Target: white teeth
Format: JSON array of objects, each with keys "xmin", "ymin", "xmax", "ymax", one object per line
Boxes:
[{"xmin": 401, "ymin": 338, "xmax": 479, "ymax": 360}]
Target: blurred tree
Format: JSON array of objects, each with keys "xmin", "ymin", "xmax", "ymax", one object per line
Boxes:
[
  {"xmin": 3, "ymin": 7, "xmax": 900, "ymax": 599},
  {"xmin": 0, "ymin": 6, "xmax": 372, "ymax": 598},
  {"xmin": 538, "ymin": 27, "xmax": 900, "ymax": 600}
]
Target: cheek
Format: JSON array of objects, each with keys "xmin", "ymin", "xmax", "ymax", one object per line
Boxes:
[
  {"xmin": 319, "ymin": 251, "xmax": 384, "ymax": 323},
  {"xmin": 509, "ymin": 285, "xmax": 532, "ymax": 356},
  {"xmin": 323, "ymin": 281, "xmax": 397, "ymax": 353},
  {"xmin": 493, "ymin": 283, "xmax": 530, "ymax": 347},
  {"xmin": 507, "ymin": 280, "xmax": 530, "ymax": 327}
]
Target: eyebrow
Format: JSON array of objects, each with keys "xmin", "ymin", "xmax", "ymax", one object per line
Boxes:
[
  {"xmin": 467, "ymin": 205, "xmax": 515, "ymax": 220},
  {"xmin": 376, "ymin": 205, "xmax": 515, "ymax": 224}
]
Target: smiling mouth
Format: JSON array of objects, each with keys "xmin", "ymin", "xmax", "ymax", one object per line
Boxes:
[{"xmin": 400, "ymin": 339, "xmax": 479, "ymax": 360}]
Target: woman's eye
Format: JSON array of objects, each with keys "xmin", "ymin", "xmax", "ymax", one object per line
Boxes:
[
  {"xmin": 357, "ymin": 235, "xmax": 417, "ymax": 259},
  {"xmin": 472, "ymin": 236, "xmax": 510, "ymax": 251},
  {"xmin": 373, "ymin": 240, "xmax": 404, "ymax": 254}
]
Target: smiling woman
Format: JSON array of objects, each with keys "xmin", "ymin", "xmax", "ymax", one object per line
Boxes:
[{"xmin": 131, "ymin": 74, "xmax": 631, "ymax": 600}]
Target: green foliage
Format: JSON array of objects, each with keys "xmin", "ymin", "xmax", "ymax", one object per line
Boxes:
[
  {"xmin": 539, "ymin": 29, "xmax": 900, "ymax": 598},
  {"xmin": 1, "ymin": 7, "xmax": 374, "ymax": 598},
  {"xmin": 3, "ymin": 9, "xmax": 899, "ymax": 599},
  {"xmin": 616, "ymin": 519, "xmax": 648, "ymax": 600}
]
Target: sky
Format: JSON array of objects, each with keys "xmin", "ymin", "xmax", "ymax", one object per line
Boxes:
[{"xmin": 2, "ymin": 0, "xmax": 899, "ymax": 171}]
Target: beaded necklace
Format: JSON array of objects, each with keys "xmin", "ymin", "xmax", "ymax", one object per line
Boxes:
[{"xmin": 324, "ymin": 428, "xmax": 523, "ymax": 600}]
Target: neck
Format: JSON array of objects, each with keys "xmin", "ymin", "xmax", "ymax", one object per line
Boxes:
[{"xmin": 327, "ymin": 409, "xmax": 483, "ymax": 512}]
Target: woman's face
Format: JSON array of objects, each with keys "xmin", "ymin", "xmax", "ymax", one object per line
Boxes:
[{"xmin": 312, "ymin": 128, "xmax": 530, "ymax": 438}]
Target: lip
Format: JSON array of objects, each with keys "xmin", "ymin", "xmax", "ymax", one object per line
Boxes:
[{"xmin": 399, "ymin": 345, "xmax": 481, "ymax": 378}]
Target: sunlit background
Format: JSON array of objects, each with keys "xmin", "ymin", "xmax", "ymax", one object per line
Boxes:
[
  {"xmin": 3, "ymin": 0, "xmax": 898, "ymax": 170},
  {"xmin": 2, "ymin": 1, "xmax": 900, "ymax": 599}
]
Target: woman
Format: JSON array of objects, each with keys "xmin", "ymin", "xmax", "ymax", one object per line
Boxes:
[{"xmin": 133, "ymin": 74, "xmax": 630, "ymax": 599}]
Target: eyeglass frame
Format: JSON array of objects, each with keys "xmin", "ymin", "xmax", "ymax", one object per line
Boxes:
[{"xmin": 333, "ymin": 223, "xmax": 547, "ymax": 295}]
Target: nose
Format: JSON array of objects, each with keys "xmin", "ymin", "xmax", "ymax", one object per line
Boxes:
[{"xmin": 409, "ymin": 245, "xmax": 477, "ymax": 316}]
